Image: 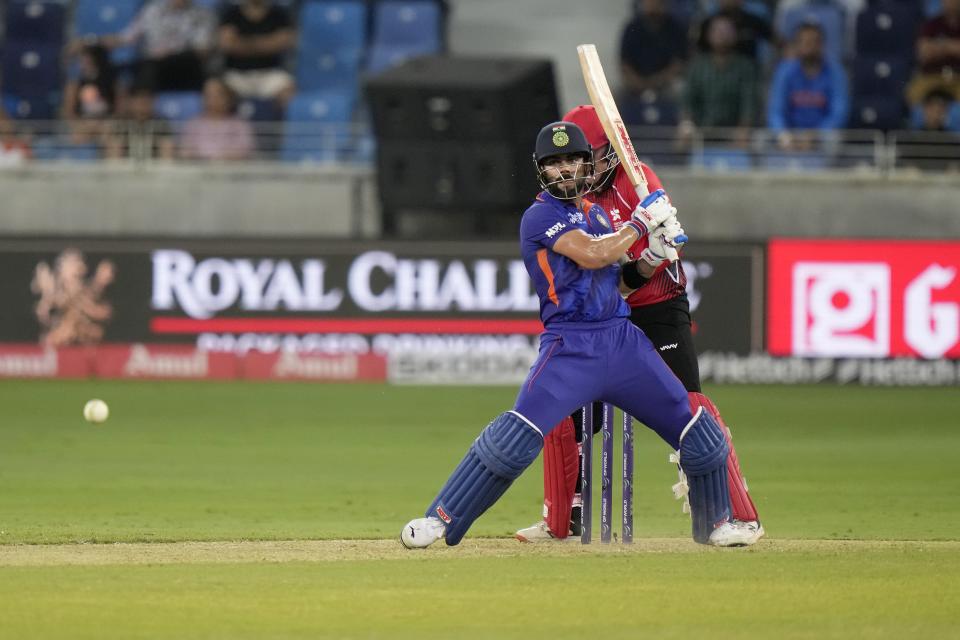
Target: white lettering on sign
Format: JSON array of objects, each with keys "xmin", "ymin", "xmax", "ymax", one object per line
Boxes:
[
  {"xmin": 904, "ymin": 264, "xmax": 959, "ymax": 359},
  {"xmin": 124, "ymin": 344, "xmax": 208, "ymax": 377},
  {"xmin": 273, "ymin": 352, "xmax": 358, "ymax": 379},
  {"xmin": 152, "ymin": 250, "xmax": 344, "ymax": 318},
  {"xmin": 153, "ymin": 249, "xmax": 539, "ymax": 318},
  {"xmin": 0, "ymin": 349, "xmax": 56, "ymax": 376},
  {"xmin": 347, "ymin": 251, "xmax": 539, "ymax": 313},
  {"xmin": 792, "ymin": 262, "xmax": 891, "ymax": 357}
]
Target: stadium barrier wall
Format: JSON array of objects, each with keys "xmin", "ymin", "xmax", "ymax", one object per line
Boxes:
[
  {"xmin": 1, "ymin": 237, "xmax": 956, "ymax": 386},
  {"xmin": 2, "ymin": 166, "xmax": 960, "ymax": 240}
]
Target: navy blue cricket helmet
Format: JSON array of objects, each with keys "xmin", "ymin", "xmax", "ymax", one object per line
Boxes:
[{"xmin": 533, "ymin": 121, "xmax": 594, "ymax": 199}]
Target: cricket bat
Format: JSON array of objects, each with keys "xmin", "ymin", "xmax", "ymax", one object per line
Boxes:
[{"xmin": 576, "ymin": 43, "xmax": 681, "ymax": 275}]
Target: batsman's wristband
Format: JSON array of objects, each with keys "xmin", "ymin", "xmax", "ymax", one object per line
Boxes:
[
  {"xmin": 623, "ymin": 220, "xmax": 645, "ymax": 238},
  {"xmin": 621, "ymin": 260, "xmax": 651, "ymax": 289}
]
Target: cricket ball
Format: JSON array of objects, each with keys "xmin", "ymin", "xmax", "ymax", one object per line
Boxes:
[{"xmin": 83, "ymin": 399, "xmax": 109, "ymax": 424}]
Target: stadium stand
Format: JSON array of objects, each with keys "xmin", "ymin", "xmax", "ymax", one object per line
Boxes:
[
  {"xmin": 0, "ymin": 0, "xmax": 953, "ymax": 173},
  {"xmin": 72, "ymin": 0, "xmax": 142, "ymax": 66},
  {"xmin": 366, "ymin": 1, "xmax": 443, "ymax": 73}
]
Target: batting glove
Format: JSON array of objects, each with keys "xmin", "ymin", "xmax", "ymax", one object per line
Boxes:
[
  {"xmin": 640, "ymin": 232, "xmax": 671, "ymax": 267},
  {"xmin": 658, "ymin": 216, "xmax": 688, "ymax": 249},
  {"xmin": 623, "ymin": 189, "xmax": 677, "ymax": 237}
]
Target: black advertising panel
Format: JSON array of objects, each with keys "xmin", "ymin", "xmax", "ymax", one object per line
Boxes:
[
  {"xmin": 0, "ymin": 238, "xmax": 762, "ymax": 357},
  {"xmin": 681, "ymin": 243, "xmax": 764, "ymax": 355}
]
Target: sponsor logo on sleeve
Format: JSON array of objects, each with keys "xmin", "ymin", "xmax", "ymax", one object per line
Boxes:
[{"xmin": 545, "ymin": 222, "xmax": 566, "ymax": 238}]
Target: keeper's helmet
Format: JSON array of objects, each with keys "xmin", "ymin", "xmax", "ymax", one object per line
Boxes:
[
  {"xmin": 532, "ymin": 121, "xmax": 594, "ymax": 200},
  {"xmin": 563, "ymin": 105, "xmax": 621, "ymax": 192}
]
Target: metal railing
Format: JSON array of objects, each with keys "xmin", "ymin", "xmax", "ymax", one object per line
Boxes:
[
  {"xmin": 0, "ymin": 119, "xmax": 374, "ymax": 166},
  {"xmin": 0, "ymin": 119, "xmax": 957, "ymax": 174}
]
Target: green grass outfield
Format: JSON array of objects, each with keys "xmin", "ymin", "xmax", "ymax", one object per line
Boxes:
[{"xmin": 0, "ymin": 380, "xmax": 958, "ymax": 638}]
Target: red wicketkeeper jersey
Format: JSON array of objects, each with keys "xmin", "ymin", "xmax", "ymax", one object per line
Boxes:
[{"xmin": 588, "ymin": 163, "xmax": 687, "ymax": 307}]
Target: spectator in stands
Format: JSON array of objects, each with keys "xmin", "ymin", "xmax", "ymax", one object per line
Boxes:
[
  {"xmin": 620, "ymin": 0, "xmax": 688, "ymax": 100},
  {"xmin": 63, "ymin": 44, "xmax": 119, "ymax": 121},
  {"xmin": 219, "ymin": 0, "xmax": 296, "ymax": 111},
  {"xmin": 179, "ymin": 77, "xmax": 255, "ymax": 161},
  {"xmin": 0, "ymin": 106, "xmax": 32, "ymax": 167},
  {"xmin": 767, "ymin": 22, "xmax": 849, "ymax": 150},
  {"xmin": 915, "ymin": 88, "xmax": 956, "ymax": 131},
  {"xmin": 696, "ymin": 0, "xmax": 774, "ymax": 65},
  {"xmin": 89, "ymin": 0, "xmax": 215, "ymax": 93},
  {"xmin": 907, "ymin": 0, "xmax": 960, "ymax": 105},
  {"xmin": 62, "ymin": 44, "xmax": 120, "ymax": 152},
  {"xmin": 104, "ymin": 83, "xmax": 176, "ymax": 160},
  {"xmin": 680, "ymin": 15, "xmax": 758, "ymax": 146}
]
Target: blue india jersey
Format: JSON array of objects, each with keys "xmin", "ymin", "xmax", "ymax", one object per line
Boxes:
[{"xmin": 519, "ymin": 191, "xmax": 630, "ymax": 328}]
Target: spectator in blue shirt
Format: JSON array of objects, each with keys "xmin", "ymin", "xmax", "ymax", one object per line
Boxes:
[{"xmin": 767, "ymin": 22, "xmax": 849, "ymax": 150}]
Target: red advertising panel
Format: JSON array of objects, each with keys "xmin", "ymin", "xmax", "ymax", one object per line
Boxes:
[
  {"xmin": 768, "ymin": 240, "xmax": 960, "ymax": 358},
  {"xmin": 93, "ymin": 345, "xmax": 240, "ymax": 380},
  {"xmin": 0, "ymin": 345, "xmax": 91, "ymax": 378},
  {"xmin": 243, "ymin": 352, "xmax": 387, "ymax": 381}
]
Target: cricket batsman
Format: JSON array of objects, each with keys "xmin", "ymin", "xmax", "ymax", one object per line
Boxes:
[
  {"xmin": 401, "ymin": 121, "xmax": 741, "ymax": 549},
  {"xmin": 514, "ymin": 105, "xmax": 763, "ymax": 546}
]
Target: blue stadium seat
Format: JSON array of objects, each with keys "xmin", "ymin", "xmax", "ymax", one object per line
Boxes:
[
  {"xmin": 281, "ymin": 91, "xmax": 355, "ymax": 162},
  {"xmin": 1, "ymin": 42, "xmax": 63, "ymax": 97},
  {"xmin": 1, "ymin": 92, "xmax": 59, "ymax": 119},
  {"xmin": 3, "ymin": 0, "xmax": 67, "ymax": 44},
  {"xmin": 237, "ymin": 98, "xmax": 282, "ymax": 122},
  {"xmin": 851, "ymin": 95, "xmax": 906, "ymax": 130},
  {"xmin": 298, "ymin": 1, "xmax": 366, "ymax": 50},
  {"xmin": 72, "ymin": 0, "xmax": 143, "ymax": 66},
  {"xmin": 691, "ymin": 147, "xmax": 753, "ymax": 171},
  {"xmin": 296, "ymin": 46, "xmax": 363, "ymax": 93},
  {"xmin": 153, "ymin": 91, "xmax": 204, "ymax": 121},
  {"xmin": 619, "ymin": 93, "xmax": 679, "ymax": 127},
  {"xmin": 852, "ymin": 55, "xmax": 911, "ymax": 98},
  {"xmin": 367, "ymin": 1, "xmax": 442, "ymax": 73},
  {"xmin": 703, "ymin": 0, "xmax": 771, "ymax": 22},
  {"xmin": 295, "ymin": 1, "xmax": 367, "ymax": 92},
  {"xmin": 668, "ymin": 0, "xmax": 699, "ymax": 28},
  {"xmin": 779, "ymin": 3, "xmax": 846, "ymax": 61},
  {"xmin": 855, "ymin": 3, "xmax": 919, "ymax": 57}
]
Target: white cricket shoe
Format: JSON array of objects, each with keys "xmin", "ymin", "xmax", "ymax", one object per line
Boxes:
[
  {"xmin": 515, "ymin": 520, "xmax": 578, "ymax": 543},
  {"xmin": 515, "ymin": 521, "xmax": 558, "ymax": 543},
  {"xmin": 708, "ymin": 519, "xmax": 765, "ymax": 547},
  {"xmin": 400, "ymin": 516, "xmax": 446, "ymax": 549}
]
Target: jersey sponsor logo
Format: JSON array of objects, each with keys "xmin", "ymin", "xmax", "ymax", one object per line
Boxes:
[
  {"xmin": 594, "ymin": 213, "xmax": 609, "ymax": 229},
  {"xmin": 545, "ymin": 222, "xmax": 567, "ymax": 238},
  {"xmin": 658, "ymin": 343, "xmax": 678, "ymax": 351},
  {"xmin": 567, "ymin": 211, "xmax": 585, "ymax": 225}
]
